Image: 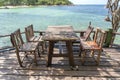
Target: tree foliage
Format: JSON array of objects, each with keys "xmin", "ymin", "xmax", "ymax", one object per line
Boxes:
[
  {"xmin": 0, "ymin": 0, "xmax": 72, "ymax": 6},
  {"xmin": 0, "ymin": 0, "xmax": 5, "ymax": 6},
  {"xmin": 105, "ymin": 0, "xmax": 120, "ymax": 46}
]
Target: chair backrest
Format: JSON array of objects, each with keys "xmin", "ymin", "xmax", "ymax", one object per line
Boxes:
[
  {"xmin": 25, "ymin": 24, "xmax": 34, "ymax": 42},
  {"xmin": 84, "ymin": 26, "xmax": 94, "ymax": 41},
  {"xmin": 94, "ymin": 28, "xmax": 106, "ymax": 48},
  {"xmin": 10, "ymin": 29, "xmax": 24, "ymax": 50}
]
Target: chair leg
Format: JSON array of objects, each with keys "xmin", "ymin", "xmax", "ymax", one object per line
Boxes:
[
  {"xmin": 91, "ymin": 50, "xmax": 94, "ymax": 57},
  {"xmin": 96, "ymin": 50, "xmax": 101, "ymax": 65},
  {"xmin": 16, "ymin": 52, "xmax": 23, "ymax": 67},
  {"xmin": 37, "ymin": 45, "xmax": 40, "ymax": 57},
  {"xmin": 79, "ymin": 45, "xmax": 82, "ymax": 57},
  {"xmin": 81, "ymin": 50, "xmax": 86, "ymax": 65},
  {"xmin": 41, "ymin": 42, "xmax": 44, "ymax": 53},
  {"xmin": 44, "ymin": 41, "xmax": 48, "ymax": 53},
  {"xmin": 25, "ymin": 52, "xmax": 28, "ymax": 58},
  {"xmin": 40, "ymin": 41, "xmax": 47, "ymax": 54}
]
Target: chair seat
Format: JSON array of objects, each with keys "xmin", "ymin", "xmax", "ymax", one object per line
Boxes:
[
  {"xmin": 19, "ymin": 42, "xmax": 39, "ymax": 52},
  {"xmin": 29, "ymin": 36, "xmax": 43, "ymax": 42},
  {"xmin": 81, "ymin": 41, "xmax": 101, "ymax": 50}
]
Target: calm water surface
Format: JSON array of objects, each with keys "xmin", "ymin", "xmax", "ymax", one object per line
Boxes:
[{"xmin": 0, "ymin": 5, "xmax": 118, "ymax": 47}]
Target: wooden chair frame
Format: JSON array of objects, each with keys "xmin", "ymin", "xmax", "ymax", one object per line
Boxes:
[
  {"xmin": 80, "ymin": 28, "xmax": 106, "ymax": 65},
  {"xmin": 10, "ymin": 29, "xmax": 40, "ymax": 67},
  {"xmin": 80, "ymin": 26, "xmax": 94, "ymax": 41},
  {"xmin": 25, "ymin": 24, "xmax": 45, "ymax": 53},
  {"xmin": 73, "ymin": 26, "xmax": 94, "ymax": 45},
  {"xmin": 25, "ymin": 24, "xmax": 34, "ymax": 42}
]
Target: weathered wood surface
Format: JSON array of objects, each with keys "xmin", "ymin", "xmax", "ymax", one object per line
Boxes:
[
  {"xmin": 25, "ymin": 24, "xmax": 43, "ymax": 42},
  {"xmin": 80, "ymin": 28, "xmax": 106, "ymax": 65},
  {"xmin": 10, "ymin": 29, "xmax": 40, "ymax": 67},
  {"xmin": 42, "ymin": 26, "xmax": 79, "ymax": 41},
  {"xmin": 43, "ymin": 26, "xmax": 79, "ymax": 67},
  {"xmin": 0, "ymin": 44, "xmax": 120, "ymax": 80}
]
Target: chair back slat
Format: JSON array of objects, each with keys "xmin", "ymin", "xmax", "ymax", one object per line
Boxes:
[
  {"xmin": 84, "ymin": 26, "xmax": 94, "ymax": 41},
  {"xmin": 94, "ymin": 28, "xmax": 106, "ymax": 48},
  {"xmin": 11, "ymin": 29, "xmax": 24, "ymax": 50},
  {"xmin": 25, "ymin": 24, "xmax": 34, "ymax": 42}
]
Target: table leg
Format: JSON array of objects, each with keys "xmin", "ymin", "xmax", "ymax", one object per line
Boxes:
[
  {"xmin": 66, "ymin": 41, "xmax": 75, "ymax": 67},
  {"xmin": 47, "ymin": 41, "xmax": 54, "ymax": 67}
]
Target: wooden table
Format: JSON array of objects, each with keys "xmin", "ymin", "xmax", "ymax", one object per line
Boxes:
[{"xmin": 42, "ymin": 25, "xmax": 79, "ymax": 67}]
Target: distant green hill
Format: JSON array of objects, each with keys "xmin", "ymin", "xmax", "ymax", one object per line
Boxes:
[{"xmin": 0, "ymin": 0, "xmax": 73, "ymax": 6}]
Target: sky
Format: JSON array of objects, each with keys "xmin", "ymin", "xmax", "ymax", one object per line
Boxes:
[{"xmin": 69, "ymin": 0, "xmax": 107, "ymax": 5}]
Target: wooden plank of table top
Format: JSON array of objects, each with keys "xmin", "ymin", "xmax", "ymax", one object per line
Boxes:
[
  {"xmin": 43, "ymin": 26, "xmax": 79, "ymax": 41},
  {"xmin": 47, "ymin": 25, "xmax": 74, "ymax": 32}
]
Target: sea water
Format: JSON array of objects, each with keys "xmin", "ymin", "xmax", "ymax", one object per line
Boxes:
[{"xmin": 0, "ymin": 5, "xmax": 119, "ymax": 47}]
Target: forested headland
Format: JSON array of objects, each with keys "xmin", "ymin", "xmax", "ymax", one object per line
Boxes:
[{"xmin": 0, "ymin": 0, "xmax": 73, "ymax": 6}]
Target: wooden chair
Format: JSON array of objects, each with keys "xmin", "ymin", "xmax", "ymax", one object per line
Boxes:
[
  {"xmin": 76, "ymin": 26, "xmax": 94, "ymax": 56},
  {"xmin": 10, "ymin": 29, "xmax": 40, "ymax": 67},
  {"xmin": 25, "ymin": 24, "xmax": 44, "ymax": 53},
  {"xmin": 80, "ymin": 28, "xmax": 106, "ymax": 65}
]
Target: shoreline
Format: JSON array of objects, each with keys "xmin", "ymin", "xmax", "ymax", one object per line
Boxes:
[
  {"xmin": 0, "ymin": 5, "xmax": 75, "ymax": 9},
  {"xmin": 0, "ymin": 5, "xmax": 32, "ymax": 9},
  {"xmin": 0, "ymin": 4, "xmax": 106, "ymax": 9}
]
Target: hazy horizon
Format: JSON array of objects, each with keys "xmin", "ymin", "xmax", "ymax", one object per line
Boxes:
[{"xmin": 69, "ymin": 0, "xmax": 107, "ymax": 5}]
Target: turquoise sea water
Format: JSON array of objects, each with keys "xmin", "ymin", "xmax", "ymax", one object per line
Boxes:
[{"xmin": 0, "ymin": 5, "xmax": 119, "ymax": 47}]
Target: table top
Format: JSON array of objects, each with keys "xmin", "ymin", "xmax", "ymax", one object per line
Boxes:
[{"xmin": 42, "ymin": 25, "xmax": 79, "ymax": 41}]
